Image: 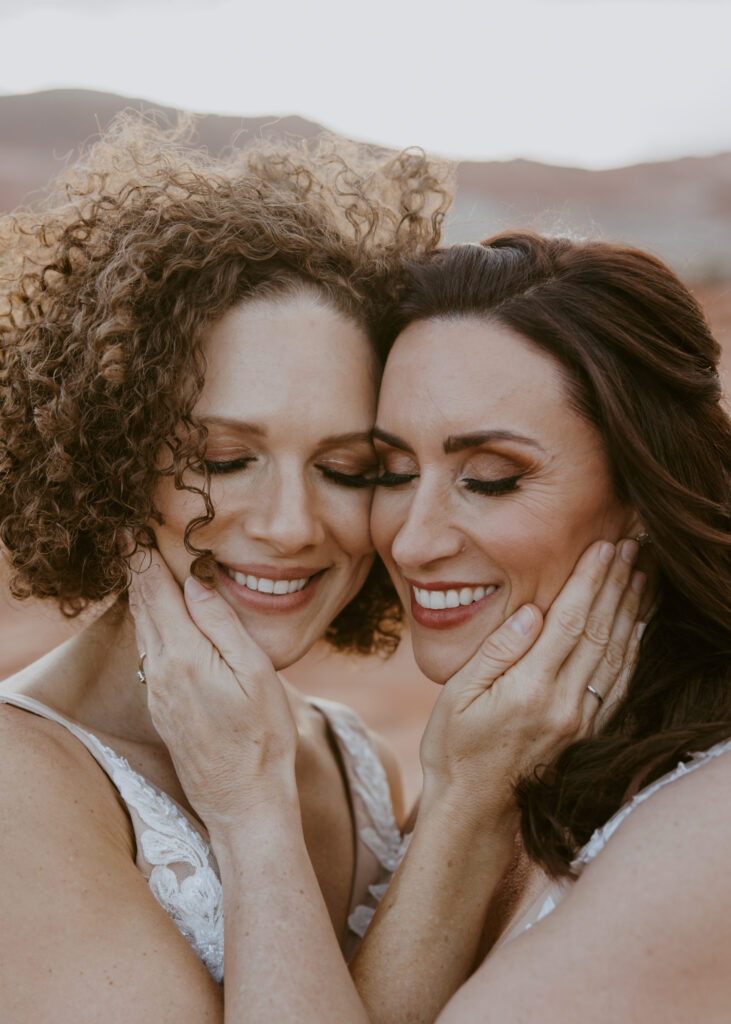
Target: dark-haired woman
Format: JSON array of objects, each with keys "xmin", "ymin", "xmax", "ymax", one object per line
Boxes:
[{"xmin": 134, "ymin": 233, "xmax": 730, "ymax": 1021}]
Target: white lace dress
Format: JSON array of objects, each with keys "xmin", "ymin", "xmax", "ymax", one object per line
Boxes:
[
  {"xmin": 0, "ymin": 692, "xmax": 405, "ymax": 982},
  {"xmin": 492, "ymin": 736, "xmax": 731, "ymax": 950}
]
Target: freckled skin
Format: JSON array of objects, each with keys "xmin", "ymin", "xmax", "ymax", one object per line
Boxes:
[
  {"xmin": 372, "ymin": 317, "xmax": 638, "ymax": 684},
  {"xmin": 153, "ymin": 292, "xmax": 378, "ymax": 670}
]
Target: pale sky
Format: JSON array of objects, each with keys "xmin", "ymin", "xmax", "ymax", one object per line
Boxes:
[{"xmin": 1, "ymin": 0, "xmax": 729, "ymax": 169}]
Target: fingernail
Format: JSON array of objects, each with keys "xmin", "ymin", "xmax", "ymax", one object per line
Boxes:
[
  {"xmin": 508, "ymin": 605, "xmax": 536, "ymax": 635},
  {"xmin": 184, "ymin": 576, "xmax": 215, "ymax": 602},
  {"xmin": 621, "ymin": 539, "xmax": 639, "ymax": 564},
  {"xmin": 631, "ymin": 570, "xmax": 646, "ymax": 594},
  {"xmin": 600, "ymin": 542, "xmax": 615, "ymax": 565},
  {"xmin": 635, "ymin": 621, "xmax": 647, "ymax": 640}
]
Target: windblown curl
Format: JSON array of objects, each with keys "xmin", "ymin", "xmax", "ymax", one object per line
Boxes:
[{"xmin": 0, "ymin": 113, "xmax": 452, "ymax": 651}]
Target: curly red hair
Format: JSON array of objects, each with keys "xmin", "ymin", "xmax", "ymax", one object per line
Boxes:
[{"xmin": 0, "ymin": 114, "xmax": 452, "ymax": 652}]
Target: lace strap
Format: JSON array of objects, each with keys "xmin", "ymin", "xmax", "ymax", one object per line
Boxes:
[
  {"xmin": 572, "ymin": 736, "xmax": 731, "ymax": 870},
  {"xmin": 308, "ymin": 697, "xmax": 405, "ymax": 869}
]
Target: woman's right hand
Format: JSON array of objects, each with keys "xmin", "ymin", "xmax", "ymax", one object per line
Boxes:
[
  {"xmin": 418, "ymin": 538, "xmax": 645, "ymax": 828},
  {"xmin": 128, "ymin": 547, "xmax": 300, "ymax": 838}
]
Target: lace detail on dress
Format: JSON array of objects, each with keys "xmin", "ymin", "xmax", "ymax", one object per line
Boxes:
[
  {"xmin": 80, "ymin": 732, "xmax": 225, "ymax": 983},
  {"xmin": 0, "ymin": 692, "xmax": 398, "ymax": 977},
  {"xmin": 310, "ymin": 700, "xmax": 410, "ymax": 938}
]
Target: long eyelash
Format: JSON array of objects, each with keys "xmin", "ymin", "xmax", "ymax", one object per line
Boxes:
[
  {"xmin": 463, "ymin": 474, "xmax": 522, "ymax": 496},
  {"xmin": 375, "ymin": 470, "xmax": 417, "ymax": 487},
  {"xmin": 203, "ymin": 457, "xmax": 255, "ymax": 475},
  {"xmin": 319, "ymin": 467, "xmax": 376, "ymax": 489}
]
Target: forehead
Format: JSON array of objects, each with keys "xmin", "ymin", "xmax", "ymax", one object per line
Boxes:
[
  {"xmin": 379, "ymin": 316, "xmax": 570, "ymax": 434},
  {"xmin": 197, "ymin": 292, "xmax": 377, "ymax": 421}
]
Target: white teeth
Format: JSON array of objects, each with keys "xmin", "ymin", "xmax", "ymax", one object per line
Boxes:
[
  {"xmin": 413, "ymin": 584, "xmax": 496, "ymax": 610},
  {"xmin": 223, "ymin": 567, "xmax": 310, "ymax": 595}
]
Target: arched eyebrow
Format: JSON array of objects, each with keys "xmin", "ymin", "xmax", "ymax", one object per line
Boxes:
[
  {"xmin": 444, "ymin": 430, "xmax": 546, "ymax": 453},
  {"xmin": 200, "ymin": 417, "xmax": 372, "ymax": 448},
  {"xmin": 373, "ymin": 426, "xmax": 545, "ymax": 454},
  {"xmin": 372, "ymin": 427, "xmax": 413, "ymax": 452},
  {"xmin": 198, "ymin": 416, "xmax": 266, "ymax": 436}
]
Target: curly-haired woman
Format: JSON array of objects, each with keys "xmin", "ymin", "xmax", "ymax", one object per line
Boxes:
[
  {"xmin": 0, "ymin": 116, "xmax": 454, "ymax": 1013},
  {"xmin": 130, "ymin": 235, "xmax": 730, "ymax": 1022}
]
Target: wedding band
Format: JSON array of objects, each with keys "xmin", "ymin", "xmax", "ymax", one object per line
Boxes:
[
  {"xmin": 586, "ymin": 684, "xmax": 604, "ymax": 705},
  {"xmin": 137, "ymin": 652, "xmax": 147, "ymax": 686}
]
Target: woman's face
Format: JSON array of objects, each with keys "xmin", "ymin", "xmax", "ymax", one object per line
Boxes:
[
  {"xmin": 153, "ymin": 291, "xmax": 378, "ymax": 669},
  {"xmin": 371, "ymin": 316, "xmax": 638, "ymax": 683}
]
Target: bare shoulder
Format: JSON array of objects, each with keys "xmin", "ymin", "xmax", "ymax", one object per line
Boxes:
[
  {"xmin": 0, "ymin": 702, "xmax": 129, "ymax": 837},
  {"xmin": 439, "ymin": 744, "xmax": 731, "ymax": 1024},
  {"xmin": 0, "ymin": 706, "xmax": 221, "ymax": 1022}
]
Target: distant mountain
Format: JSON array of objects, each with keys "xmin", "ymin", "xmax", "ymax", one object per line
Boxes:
[{"xmin": 1, "ymin": 89, "xmax": 731, "ymax": 281}]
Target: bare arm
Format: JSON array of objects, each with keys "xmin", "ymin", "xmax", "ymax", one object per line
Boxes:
[
  {"xmin": 439, "ymin": 750, "xmax": 731, "ymax": 1023},
  {"xmin": 351, "ymin": 539, "xmax": 644, "ymax": 1023},
  {"xmin": 0, "ymin": 708, "xmax": 222, "ymax": 1023}
]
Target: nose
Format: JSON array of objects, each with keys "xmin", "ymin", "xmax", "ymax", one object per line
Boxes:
[
  {"xmin": 244, "ymin": 466, "xmax": 327, "ymax": 554},
  {"xmin": 389, "ymin": 477, "xmax": 464, "ymax": 572}
]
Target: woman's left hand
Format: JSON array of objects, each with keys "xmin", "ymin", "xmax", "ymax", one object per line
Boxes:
[
  {"xmin": 418, "ymin": 538, "xmax": 645, "ymax": 829},
  {"xmin": 128, "ymin": 548, "xmax": 299, "ymax": 836}
]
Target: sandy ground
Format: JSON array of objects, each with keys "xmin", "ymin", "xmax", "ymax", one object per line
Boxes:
[{"xmin": 2, "ymin": 280, "xmax": 729, "ymax": 808}]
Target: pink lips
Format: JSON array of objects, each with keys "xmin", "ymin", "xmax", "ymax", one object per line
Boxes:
[
  {"xmin": 406, "ymin": 578, "xmax": 500, "ymax": 631},
  {"xmin": 217, "ymin": 563, "xmax": 325, "ymax": 615}
]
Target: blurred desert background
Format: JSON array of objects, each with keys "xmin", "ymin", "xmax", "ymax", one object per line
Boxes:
[{"xmin": 1, "ymin": 89, "xmax": 730, "ymax": 806}]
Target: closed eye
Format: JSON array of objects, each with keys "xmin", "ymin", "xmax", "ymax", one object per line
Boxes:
[
  {"xmin": 376, "ymin": 470, "xmax": 418, "ymax": 487},
  {"xmin": 463, "ymin": 474, "xmax": 522, "ymax": 496},
  {"xmin": 203, "ymin": 457, "xmax": 256, "ymax": 475},
  {"xmin": 319, "ymin": 466, "xmax": 377, "ymax": 489}
]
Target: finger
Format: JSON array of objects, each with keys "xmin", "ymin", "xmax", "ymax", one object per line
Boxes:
[
  {"xmin": 127, "ymin": 547, "xmax": 188, "ymax": 655},
  {"xmin": 515, "ymin": 540, "xmax": 616, "ymax": 683},
  {"xmin": 560, "ymin": 539, "xmax": 640, "ymax": 704},
  {"xmin": 591, "ymin": 618, "xmax": 646, "ymax": 732},
  {"xmin": 445, "ymin": 603, "xmax": 543, "ymax": 706},
  {"xmin": 579, "ymin": 568, "xmax": 645, "ymax": 718},
  {"xmin": 184, "ymin": 576, "xmax": 272, "ymax": 685}
]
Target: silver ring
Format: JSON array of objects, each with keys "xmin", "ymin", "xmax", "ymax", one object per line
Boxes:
[
  {"xmin": 137, "ymin": 652, "xmax": 147, "ymax": 686},
  {"xmin": 586, "ymin": 684, "xmax": 604, "ymax": 705}
]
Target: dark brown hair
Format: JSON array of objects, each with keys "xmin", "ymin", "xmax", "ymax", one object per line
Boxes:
[
  {"xmin": 0, "ymin": 114, "xmax": 452, "ymax": 653},
  {"xmin": 387, "ymin": 233, "xmax": 731, "ymax": 872}
]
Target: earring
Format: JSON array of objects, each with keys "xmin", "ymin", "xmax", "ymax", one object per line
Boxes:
[{"xmin": 635, "ymin": 531, "xmax": 650, "ymax": 547}]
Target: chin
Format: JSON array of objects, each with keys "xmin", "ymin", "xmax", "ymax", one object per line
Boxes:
[
  {"xmin": 412, "ymin": 642, "xmax": 475, "ymax": 686},
  {"xmin": 236, "ymin": 622, "xmax": 312, "ymax": 672}
]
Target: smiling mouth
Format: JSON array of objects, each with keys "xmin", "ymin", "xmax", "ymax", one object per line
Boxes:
[
  {"xmin": 412, "ymin": 584, "xmax": 497, "ymax": 610},
  {"xmin": 221, "ymin": 566, "xmax": 313, "ymax": 595}
]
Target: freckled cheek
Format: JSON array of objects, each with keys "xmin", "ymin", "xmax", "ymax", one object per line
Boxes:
[
  {"xmin": 494, "ymin": 495, "xmax": 619, "ymax": 613},
  {"xmin": 329, "ymin": 492, "xmax": 375, "ymax": 559},
  {"xmin": 370, "ymin": 491, "xmax": 406, "ymax": 565}
]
